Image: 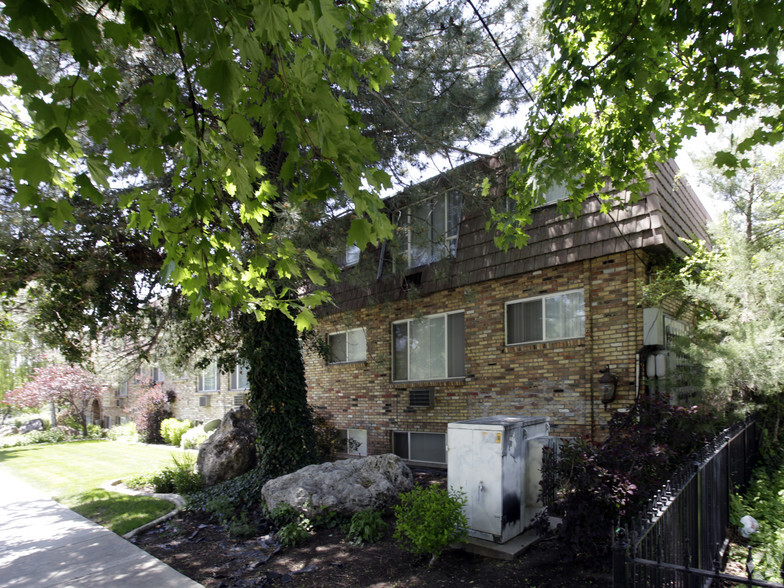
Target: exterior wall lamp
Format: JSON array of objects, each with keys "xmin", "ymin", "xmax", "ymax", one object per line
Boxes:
[{"xmin": 599, "ymin": 365, "xmax": 618, "ymax": 405}]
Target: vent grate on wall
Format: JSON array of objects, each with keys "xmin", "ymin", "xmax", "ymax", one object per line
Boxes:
[
  {"xmin": 409, "ymin": 389, "xmax": 434, "ymax": 407},
  {"xmin": 199, "ymin": 395, "xmax": 211, "ymax": 407}
]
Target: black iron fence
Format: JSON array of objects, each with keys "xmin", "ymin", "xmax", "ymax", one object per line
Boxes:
[{"xmin": 612, "ymin": 416, "xmax": 783, "ymax": 587}]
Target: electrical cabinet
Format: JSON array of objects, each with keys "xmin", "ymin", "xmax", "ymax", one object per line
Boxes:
[{"xmin": 447, "ymin": 415, "xmax": 550, "ymax": 544}]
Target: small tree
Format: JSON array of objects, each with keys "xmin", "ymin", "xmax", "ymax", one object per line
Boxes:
[
  {"xmin": 5, "ymin": 365, "xmax": 103, "ymax": 436},
  {"xmin": 126, "ymin": 382, "xmax": 174, "ymax": 444}
]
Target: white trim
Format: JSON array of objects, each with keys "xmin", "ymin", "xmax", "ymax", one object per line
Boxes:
[{"xmin": 505, "ymin": 288, "xmax": 585, "ymax": 345}]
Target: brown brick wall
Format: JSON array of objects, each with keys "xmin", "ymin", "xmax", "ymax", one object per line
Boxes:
[{"xmin": 304, "ymin": 251, "xmax": 649, "ymax": 455}]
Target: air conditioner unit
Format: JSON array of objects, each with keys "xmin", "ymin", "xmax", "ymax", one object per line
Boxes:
[
  {"xmin": 233, "ymin": 394, "xmax": 246, "ymax": 408},
  {"xmin": 409, "ymin": 389, "xmax": 434, "ymax": 407},
  {"xmin": 199, "ymin": 395, "xmax": 211, "ymax": 407}
]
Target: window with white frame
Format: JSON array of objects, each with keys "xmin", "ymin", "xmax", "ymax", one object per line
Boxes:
[
  {"xmin": 338, "ymin": 243, "xmax": 360, "ymax": 268},
  {"xmin": 328, "ymin": 328, "xmax": 367, "ymax": 363},
  {"xmin": 403, "ymin": 191, "xmax": 461, "ymax": 268},
  {"xmin": 506, "ymin": 289, "xmax": 585, "ymax": 345},
  {"xmin": 197, "ymin": 361, "xmax": 219, "ymax": 392},
  {"xmin": 393, "ymin": 311, "xmax": 465, "ymax": 381},
  {"xmin": 393, "ymin": 431, "xmax": 446, "ymax": 464},
  {"xmin": 506, "ymin": 181, "xmax": 569, "ymax": 212},
  {"xmin": 117, "ymin": 381, "xmax": 128, "ymax": 397},
  {"xmin": 230, "ymin": 362, "xmax": 249, "ymax": 390},
  {"xmin": 150, "ymin": 366, "xmax": 163, "ymax": 383}
]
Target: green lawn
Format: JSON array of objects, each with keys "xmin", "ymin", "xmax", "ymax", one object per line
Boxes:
[{"xmin": 0, "ymin": 440, "xmax": 188, "ymax": 534}]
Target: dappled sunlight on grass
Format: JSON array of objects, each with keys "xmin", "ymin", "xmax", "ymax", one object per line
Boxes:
[{"xmin": 0, "ymin": 440, "xmax": 187, "ymax": 534}]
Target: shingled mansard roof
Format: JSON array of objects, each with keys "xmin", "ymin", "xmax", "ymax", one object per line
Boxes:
[{"xmin": 324, "ymin": 158, "xmax": 711, "ymax": 313}]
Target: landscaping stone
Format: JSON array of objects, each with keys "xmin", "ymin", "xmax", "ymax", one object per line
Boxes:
[
  {"xmin": 196, "ymin": 406, "xmax": 257, "ymax": 486},
  {"xmin": 19, "ymin": 419, "xmax": 44, "ymax": 434},
  {"xmin": 261, "ymin": 454, "xmax": 414, "ymax": 516}
]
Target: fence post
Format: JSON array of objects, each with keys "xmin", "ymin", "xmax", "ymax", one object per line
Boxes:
[{"xmin": 612, "ymin": 527, "xmax": 629, "ymax": 588}]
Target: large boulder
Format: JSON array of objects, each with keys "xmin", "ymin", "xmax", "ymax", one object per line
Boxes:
[
  {"xmin": 197, "ymin": 406, "xmax": 257, "ymax": 486},
  {"xmin": 261, "ymin": 454, "xmax": 414, "ymax": 516},
  {"xmin": 19, "ymin": 418, "xmax": 44, "ymax": 434}
]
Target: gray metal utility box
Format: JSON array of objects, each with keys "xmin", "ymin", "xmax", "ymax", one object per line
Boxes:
[{"xmin": 447, "ymin": 415, "xmax": 551, "ymax": 544}]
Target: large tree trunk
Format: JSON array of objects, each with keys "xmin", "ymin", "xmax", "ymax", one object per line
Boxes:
[{"xmin": 241, "ymin": 310, "xmax": 316, "ymax": 479}]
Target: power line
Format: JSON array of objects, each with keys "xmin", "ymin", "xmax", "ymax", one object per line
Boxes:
[{"xmin": 464, "ymin": 0, "xmax": 535, "ymax": 104}]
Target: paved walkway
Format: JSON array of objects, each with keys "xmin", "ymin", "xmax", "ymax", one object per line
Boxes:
[{"xmin": 0, "ymin": 468, "xmax": 202, "ymax": 587}]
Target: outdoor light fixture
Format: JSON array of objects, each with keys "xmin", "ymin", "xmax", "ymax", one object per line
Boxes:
[{"xmin": 599, "ymin": 365, "xmax": 618, "ymax": 405}]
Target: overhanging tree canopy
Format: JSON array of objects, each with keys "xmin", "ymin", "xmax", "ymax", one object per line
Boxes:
[
  {"xmin": 501, "ymin": 0, "xmax": 784, "ymax": 249},
  {"xmin": 0, "ymin": 0, "xmax": 398, "ymax": 324}
]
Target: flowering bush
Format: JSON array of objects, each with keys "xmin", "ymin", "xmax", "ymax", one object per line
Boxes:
[
  {"xmin": 5, "ymin": 365, "xmax": 104, "ymax": 436},
  {"xmin": 126, "ymin": 384, "xmax": 175, "ymax": 444}
]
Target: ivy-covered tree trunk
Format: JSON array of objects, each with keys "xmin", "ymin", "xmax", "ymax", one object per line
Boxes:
[{"xmin": 241, "ymin": 310, "xmax": 316, "ymax": 479}]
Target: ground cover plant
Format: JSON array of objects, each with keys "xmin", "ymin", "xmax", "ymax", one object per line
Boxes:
[
  {"xmin": 731, "ymin": 448, "xmax": 784, "ymax": 581},
  {"xmin": 0, "ymin": 439, "xmax": 187, "ymax": 534}
]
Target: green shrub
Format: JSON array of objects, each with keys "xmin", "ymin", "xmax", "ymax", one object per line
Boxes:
[
  {"xmin": 107, "ymin": 422, "xmax": 139, "ymax": 443},
  {"xmin": 393, "ymin": 485, "xmax": 468, "ymax": 566},
  {"xmin": 160, "ymin": 418, "xmax": 192, "ymax": 446},
  {"xmin": 125, "ymin": 453, "xmax": 203, "ymax": 495},
  {"xmin": 346, "ymin": 510, "xmax": 387, "ymax": 544},
  {"xmin": 180, "ymin": 424, "xmax": 211, "ymax": 449},
  {"xmin": 268, "ymin": 503, "xmax": 299, "ymax": 528},
  {"xmin": 276, "ymin": 519, "xmax": 311, "ymax": 547}
]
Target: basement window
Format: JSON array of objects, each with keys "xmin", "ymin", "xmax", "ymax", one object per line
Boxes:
[{"xmin": 393, "ymin": 431, "xmax": 446, "ymax": 464}]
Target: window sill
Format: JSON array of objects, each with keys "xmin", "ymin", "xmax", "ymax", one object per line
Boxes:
[
  {"xmin": 392, "ymin": 378, "xmax": 466, "ymax": 387},
  {"xmin": 328, "ymin": 360, "xmax": 367, "ymax": 367},
  {"xmin": 504, "ymin": 337, "xmax": 585, "ymax": 350}
]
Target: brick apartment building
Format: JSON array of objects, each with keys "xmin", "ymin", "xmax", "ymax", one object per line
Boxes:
[{"xmin": 303, "ymin": 159, "xmax": 710, "ymax": 465}]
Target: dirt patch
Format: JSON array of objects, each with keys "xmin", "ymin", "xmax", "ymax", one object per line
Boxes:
[{"xmin": 132, "ymin": 470, "xmax": 611, "ymax": 587}]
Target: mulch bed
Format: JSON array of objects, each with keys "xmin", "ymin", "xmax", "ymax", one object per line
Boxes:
[{"xmin": 132, "ymin": 469, "xmax": 611, "ymax": 587}]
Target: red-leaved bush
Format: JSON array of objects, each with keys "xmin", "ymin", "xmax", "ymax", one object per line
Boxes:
[
  {"xmin": 5, "ymin": 365, "xmax": 104, "ymax": 436},
  {"xmin": 126, "ymin": 383, "xmax": 175, "ymax": 444},
  {"xmin": 540, "ymin": 396, "xmax": 722, "ymax": 560}
]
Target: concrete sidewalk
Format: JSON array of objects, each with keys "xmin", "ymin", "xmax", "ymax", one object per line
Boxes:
[{"xmin": 0, "ymin": 468, "xmax": 202, "ymax": 587}]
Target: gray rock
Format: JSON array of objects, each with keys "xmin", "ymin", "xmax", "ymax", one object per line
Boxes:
[
  {"xmin": 197, "ymin": 406, "xmax": 257, "ymax": 486},
  {"xmin": 19, "ymin": 419, "xmax": 44, "ymax": 434},
  {"xmin": 261, "ymin": 454, "xmax": 414, "ymax": 516}
]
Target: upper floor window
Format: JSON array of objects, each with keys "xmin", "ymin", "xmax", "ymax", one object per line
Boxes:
[
  {"xmin": 150, "ymin": 366, "xmax": 163, "ymax": 383},
  {"xmin": 393, "ymin": 311, "xmax": 465, "ymax": 381},
  {"xmin": 505, "ymin": 181, "xmax": 569, "ymax": 212},
  {"xmin": 403, "ymin": 191, "xmax": 461, "ymax": 268},
  {"xmin": 506, "ymin": 289, "xmax": 585, "ymax": 345},
  {"xmin": 230, "ymin": 362, "xmax": 249, "ymax": 390},
  {"xmin": 328, "ymin": 328, "xmax": 366, "ymax": 363},
  {"xmin": 197, "ymin": 361, "xmax": 219, "ymax": 392},
  {"xmin": 118, "ymin": 381, "xmax": 128, "ymax": 397},
  {"xmin": 338, "ymin": 243, "xmax": 360, "ymax": 268}
]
